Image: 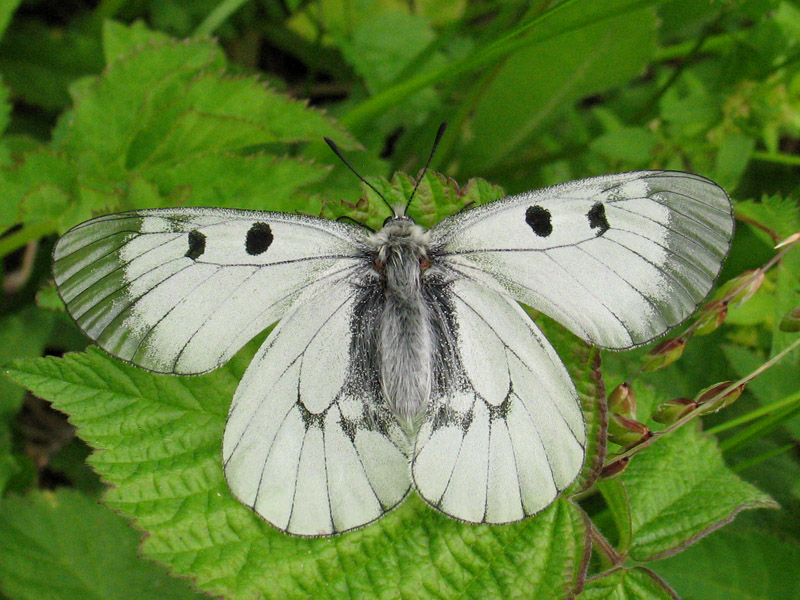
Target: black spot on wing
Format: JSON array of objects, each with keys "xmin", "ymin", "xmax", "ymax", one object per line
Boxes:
[
  {"xmin": 587, "ymin": 202, "xmax": 610, "ymax": 236},
  {"xmin": 525, "ymin": 205, "xmax": 552, "ymax": 237},
  {"xmin": 246, "ymin": 222, "xmax": 273, "ymax": 255},
  {"xmin": 185, "ymin": 229, "xmax": 206, "ymax": 260}
]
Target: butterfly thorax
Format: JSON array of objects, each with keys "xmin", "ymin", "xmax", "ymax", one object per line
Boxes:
[{"xmin": 367, "ymin": 217, "xmax": 435, "ymax": 433}]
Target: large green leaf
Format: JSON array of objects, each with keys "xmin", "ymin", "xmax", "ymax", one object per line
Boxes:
[
  {"xmin": 461, "ymin": 4, "xmax": 657, "ymax": 174},
  {"xmin": 652, "ymin": 526, "xmax": 800, "ymax": 600},
  {"xmin": 578, "ymin": 567, "xmax": 678, "ymax": 600},
  {"xmin": 5, "ymin": 343, "xmax": 593, "ymax": 599},
  {"xmin": 0, "ymin": 490, "xmax": 204, "ymax": 600},
  {"xmin": 620, "ymin": 424, "xmax": 777, "ymax": 561}
]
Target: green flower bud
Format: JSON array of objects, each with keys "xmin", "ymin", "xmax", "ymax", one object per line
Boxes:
[
  {"xmin": 652, "ymin": 397, "xmax": 697, "ymax": 424},
  {"xmin": 608, "ymin": 382, "xmax": 636, "ymax": 418},
  {"xmin": 695, "ymin": 381, "xmax": 744, "ymax": 413},
  {"xmin": 608, "ymin": 414, "xmax": 651, "ymax": 447},
  {"xmin": 642, "ymin": 337, "xmax": 685, "ymax": 372}
]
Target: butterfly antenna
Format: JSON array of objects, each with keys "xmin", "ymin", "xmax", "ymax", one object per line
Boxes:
[
  {"xmin": 324, "ymin": 137, "xmax": 396, "ymax": 216},
  {"xmin": 404, "ymin": 121, "xmax": 448, "ymax": 216}
]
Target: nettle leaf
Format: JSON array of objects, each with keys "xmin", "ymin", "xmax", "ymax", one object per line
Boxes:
[
  {"xmin": 620, "ymin": 423, "xmax": 777, "ymax": 561},
  {"xmin": 4, "ymin": 324, "xmax": 597, "ymax": 598},
  {"xmin": 736, "ymin": 195, "xmax": 800, "ymax": 244},
  {"xmin": 0, "ymin": 490, "xmax": 203, "ymax": 600},
  {"xmin": 0, "ymin": 150, "xmax": 80, "ymax": 232},
  {"xmin": 652, "ymin": 526, "xmax": 800, "ymax": 600},
  {"xmin": 320, "ymin": 172, "xmax": 505, "ymax": 231},
  {"xmin": 102, "ymin": 19, "xmax": 175, "ymax": 65},
  {"xmin": 148, "ymin": 152, "xmax": 329, "ymax": 212},
  {"xmin": 52, "ymin": 38, "xmax": 227, "ymax": 168},
  {"xmin": 0, "ymin": 23, "xmax": 356, "ymax": 234},
  {"xmin": 578, "ymin": 567, "xmax": 678, "ymax": 600}
]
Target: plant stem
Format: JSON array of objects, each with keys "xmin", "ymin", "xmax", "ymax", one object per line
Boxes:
[
  {"xmin": 194, "ymin": 0, "xmax": 251, "ymax": 37},
  {"xmin": 708, "ymin": 390, "xmax": 800, "ymax": 435},
  {"xmin": 751, "ymin": 150, "xmax": 800, "ymax": 167},
  {"xmin": 604, "ymin": 336, "xmax": 800, "ymax": 471}
]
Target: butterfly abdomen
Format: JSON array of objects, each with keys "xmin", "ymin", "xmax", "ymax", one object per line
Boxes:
[{"xmin": 370, "ymin": 219, "xmax": 435, "ymax": 432}]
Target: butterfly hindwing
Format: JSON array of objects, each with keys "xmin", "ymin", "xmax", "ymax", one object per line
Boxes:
[
  {"xmin": 53, "ymin": 208, "xmax": 365, "ymax": 374},
  {"xmin": 431, "ymin": 171, "xmax": 734, "ymax": 349},
  {"xmin": 412, "ymin": 275, "xmax": 586, "ymax": 524},
  {"xmin": 222, "ymin": 278, "xmax": 411, "ymax": 536}
]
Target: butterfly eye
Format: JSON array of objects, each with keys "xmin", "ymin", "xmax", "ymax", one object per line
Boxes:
[
  {"xmin": 383, "ymin": 216, "xmax": 394, "ymax": 226},
  {"xmin": 419, "ymin": 256, "xmax": 431, "ymax": 272}
]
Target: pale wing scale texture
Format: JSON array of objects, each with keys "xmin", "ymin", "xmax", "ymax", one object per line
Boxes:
[
  {"xmin": 223, "ymin": 281, "xmax": 410, "ymax": 536},
  {"xmin": 412, "ymin": 277, "xmax": 586, "ymax": 524},
  {"xmin": 52, "ymin": 208, "xmax": 365, "ymax": 374},
  {"xmin": 431, "ymin": 171, "xmax": 734, "ymax": 349}
]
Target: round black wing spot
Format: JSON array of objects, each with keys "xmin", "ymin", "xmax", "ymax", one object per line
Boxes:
[
  {"xmin": 587, "ymin": 202, "xmax": 610, "ymax": 236},
  {"xmin": 525, "ymin": 205, "xmax": 552, "ymax": 237},
  {"xmin": 246, "ymin": 222, "xmax": 274, "ymax": 255},
  {"xmin": 185, "ymin": 229, "xmax": 206, "ymax": 260}
]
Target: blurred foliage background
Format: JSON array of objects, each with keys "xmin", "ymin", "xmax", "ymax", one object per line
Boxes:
[{"xmin": 0, "ymin": 1, "xmax": 799, "ymax": 599}]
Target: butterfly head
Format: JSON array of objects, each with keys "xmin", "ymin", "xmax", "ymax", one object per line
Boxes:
[{"xmin": 369, "ymin": 216, "xmax": 431, "ymax": 269}]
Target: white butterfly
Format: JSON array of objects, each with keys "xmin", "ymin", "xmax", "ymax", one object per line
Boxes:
[{"xmin": 52, "ymin": 140, "xmax": 733, "ymax": 536}]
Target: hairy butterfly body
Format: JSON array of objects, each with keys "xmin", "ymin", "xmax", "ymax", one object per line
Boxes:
[{"xmin": 53, "ymin": 167, "xmax": 733, "ymax": 536}]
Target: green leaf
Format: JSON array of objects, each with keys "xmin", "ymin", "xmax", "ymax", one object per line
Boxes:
[
  {"xmin": 590, "ymin": 127, "xmax": 659, "ymax": 165},
  {"xmin": 146, "ymin": 152, "xmax": 330, "ymax": 212},
  {"xmin": 342, "ymin": 0, "xmax": 662, "ymax": 130},
  {"xmin": 0, "ymin": 0, "xmax": 21, "ymax": 40},
  {"xmin": 51, "ymin": 38, "xmax": 227, "ymax": 171},
  {"xmin": 620, "ymin": 423, "xmax": 777, "ymax": 561},
  {"xmin": 0, "ymin": 308, "xmax": 56, "ymax": 416},
  {"xmin": 597, "ymin": 477, "xmax": 633, "ymax": 552},
  {"xmin": 578, "ymin": 567, "xmax": 678, "ymax": 600},
  {"xmin": 0, "ymin": 149, "xmax": 77, "ymax": 232},
  {"xmin": 652, "ymin": 526, "xmax": 800, "ymax": 600},
  {"xmin": 4, "ymin": 336, "xmax": 594, "ymax": 599},
  {"xmin": 736, "ymin": 195, "xmax": 800, "ymax": 243},
  {"xmin": 102, "ymin": 19, "xmax": 175, "ymax": 65},
  {"xmin": 320, "ymin": 171, "xmax": 505, "ymax": 231},
  {"xmin": 712, "ymin": 132, "xmax": 755, "ymax": 191},
  {"xmin": 0, "ymin": 26, "xmax": 354, "ymax": 234},
  {"xmin": 0, "ymin": 490, "xmax": 204, "ymax": 600},
  {"xmin": 721, "ymin": 344, "xmax": 800, "ymax": 440},
  {"xmin": 457, "ymin": 4, "xmax": 658, "ymax": 174},
  {"xmin": 339, "ymin": 10, "xmax": 438, "ymax": 93},
  {"xmin": 0, "ymin": 20, "xmax": 104, "ymax": 111}
]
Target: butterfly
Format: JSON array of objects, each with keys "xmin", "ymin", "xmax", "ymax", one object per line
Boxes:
[{"xmin": 52, "ymin": 127, "xmax": 734, "ymax": 536}]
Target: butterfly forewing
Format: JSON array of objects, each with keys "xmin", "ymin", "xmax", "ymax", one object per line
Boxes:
[
  {"xmin": 53, "ymin": 208, "xmax": 365, "ymax": 374},
  {"xmin": 431, "ymin": 171, "xmax": 734, "ymax": 349}
]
